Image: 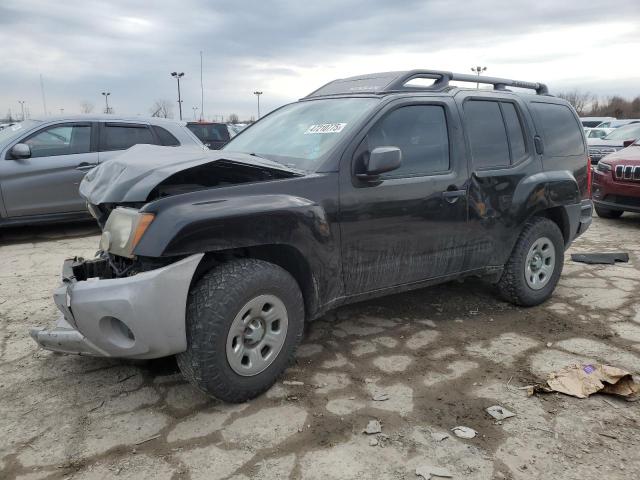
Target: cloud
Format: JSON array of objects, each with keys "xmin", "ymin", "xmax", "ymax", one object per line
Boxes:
[{"xmin": 1, "ymin": 0, "xmax": 639, "ymax": 119}]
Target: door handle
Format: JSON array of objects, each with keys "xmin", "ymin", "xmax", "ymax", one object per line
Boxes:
[
  {"xmin": 75, "ymin": 162, "xmax": 98, "ymax": 171},
  {"xmin": 442, "ymin": 189, "xmax": 466, "ymax": 203}
]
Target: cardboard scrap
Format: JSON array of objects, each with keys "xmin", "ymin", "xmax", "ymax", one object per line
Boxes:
[{"xmin": 536, "ymin": 364, "xmax": 640, "ymax": 401}]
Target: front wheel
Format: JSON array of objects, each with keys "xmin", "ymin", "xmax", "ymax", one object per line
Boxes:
[
  {"xmin": 496, "ymin": 217, "xmax": 564, "ymax": 307},
  {"xmin": 594, "ymin": 205, "xmax": 624, "ymax": 219},
  {"xmin": 177, "ymin": 259, "xmax": 304, "ymax": 402}
]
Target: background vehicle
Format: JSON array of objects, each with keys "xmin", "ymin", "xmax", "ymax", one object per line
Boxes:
[
  {"xmin": 32, "ymin": 70, "xmax": 592, "ymax": 402},
  {"xmin": 227, "ymin": 123, "xmax": 248, "ymax": 138},
  {"xmin": 0, "ymin": 116, "xmax": 203, "ymax": 227},
  {"xmin": 592, "ymin": 141, "xmax": 640, "ymax": 218},
  {"xmin": 595, "ymin": 119, "xmax": 640, "ymax": 129},
  {"xmin": 580, "ymin": 116, "xmax": 615, "ymax": 128},
  {"xmin": 585, "ymin": 127, "xmax": 614, "ymax": 139},
  {"xmin": 186, "ymin": 121, "xmax": 230, "ymax": 149},
  {"xmin": 588, "ymin": 123, "xmax": 640, "ymax": 164}
]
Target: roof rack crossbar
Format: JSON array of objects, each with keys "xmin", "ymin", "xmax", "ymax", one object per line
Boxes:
[{"xmin": 303, "ymin": 69, "xmax": 549, "ymax": 98}]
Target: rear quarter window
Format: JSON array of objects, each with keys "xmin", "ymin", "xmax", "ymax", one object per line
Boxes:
[{"xmin": 531, "ymin": 103, "xmax": 584, "ymax": 156}]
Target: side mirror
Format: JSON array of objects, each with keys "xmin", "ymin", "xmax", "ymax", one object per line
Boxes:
[
  {"xmin": 9, "ymin": 143, "xmax": 31, "ymax": 159},
  {"xmin": 357, "ymin": 146, "xmax": 402, "ymax": 181},
  {"xmin": 622, "ymin": 139, "xmax": 636, "ymax": 148}
]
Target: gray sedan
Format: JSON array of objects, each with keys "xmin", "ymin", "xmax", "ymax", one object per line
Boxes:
[{"xmin": 0, "ymin": 115, "xmax": 204, "ymax": 227}]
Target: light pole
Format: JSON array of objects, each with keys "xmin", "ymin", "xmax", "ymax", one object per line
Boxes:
[
  {"xmin": 102, "ymin": 92, "xmax": 111, "ymax": 113},
  {"xmin": 192, "ymin": 106, "xmax": 199, "ymax": 120},
  {"xmin": 171, "ymin": 72, "xmax": 185, "ymax": 120},
  {"xmin": 18, "ymin": 101, "xmax": 26, "ymax": 121},
  {"xmin": 60, "ymin": 108, "xmax": 64, "ymax": 115},
  {"xmin": 470, "ymin": 66, "xmax": 487, "ymax": 89},
  {"xmin": 253, "ymin": 91, "xmax": 263, "ymax": 119}
]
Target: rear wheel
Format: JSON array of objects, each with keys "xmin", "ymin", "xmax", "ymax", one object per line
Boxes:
[
  {"xmin": 177, "ymin": 259, "xmax": 304, "ymax": 402},
  {"xmin": 594, "ymin": 205, "xmax": 624, "ymax": 219},
  {"xmin": 496, "ymin": 217, "xmax": 564, "ymax": 307}
]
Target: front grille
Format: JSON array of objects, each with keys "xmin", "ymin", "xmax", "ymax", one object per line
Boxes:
[
  {"xmin": 589, "ymin": 146, "xmax": 618, "ymax": 160},
  {"xmin": 614, "ymin": 165, "xmax": 640, "ymax": 181}
]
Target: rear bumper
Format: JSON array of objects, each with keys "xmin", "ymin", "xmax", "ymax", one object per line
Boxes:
[
  {"xmin": 565, "ymin": 199, "xmax": 593, "ymax": 243},
  {"xmin": 30, "ymin": 253, "xmax": 203, "ymax": 359}
]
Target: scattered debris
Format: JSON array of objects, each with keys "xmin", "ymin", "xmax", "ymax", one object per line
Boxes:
[
  {"xmin": 430, "ymin": 432, "xmax": 449, "ymax": 442},
  {"xmin": 283, "ymin": 380, "xmax": 304, "ymax": 386},
  {"xmin": 570, "ymin": 252, "xmax": 629, "ymax": 265},
  {"xmin": 369, "ymin": 437, "xmax": 379, "ymax": 447},
  {"xmin": 364, "ymin": 419, "xmax": 382, "ymax": 435},
  {"xmin": 451, "ymin": 426, "xmax": 477, "ymax": 439},
  {"xmin": 546, "ymin": 342, "xmax": 553, "ymax": 348},
  {"xmin": 416, "ymin": 464, "xmax": 453, "ymax": 479},
  {"xmin": 134, "ymin": 434, "xmax": 160, "ymax": 445},
  {"xmin": 534, "ymin": 364, "xmax": 640, "ymax": 400},
  {"xmin": 372, "ymin": 392, "xmax": 390, "ymax": 402},
  {"xmin": 486, "ymin": 405, "xmax": 516, "ymax": 421}
]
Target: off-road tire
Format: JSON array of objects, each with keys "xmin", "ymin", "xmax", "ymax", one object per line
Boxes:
[
  {"xmin": 176, "ymin": 259, "xmax": 304, "ymax": 402},
  {"xmin": 594, "ymin": 205, "xmax": 624, "ymax": 219},
  {"xmin": 496, "ymin": 217, "xmax": 564, "ymax": 307}
]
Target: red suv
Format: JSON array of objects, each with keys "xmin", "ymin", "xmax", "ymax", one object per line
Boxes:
[{"xmin": 592, "ymin": 140, "xmax": 640, "ymax": 218}]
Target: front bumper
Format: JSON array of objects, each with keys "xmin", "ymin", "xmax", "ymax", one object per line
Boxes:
[{"xmin": 30, "ymin": 253, "xmax": 204, "ymax": 359}]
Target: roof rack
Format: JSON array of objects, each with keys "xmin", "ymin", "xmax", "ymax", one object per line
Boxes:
[{"xmin": 304, "ymin": 69, "xmax": 549, "ymax": 98}]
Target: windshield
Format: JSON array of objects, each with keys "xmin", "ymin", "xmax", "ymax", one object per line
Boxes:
[
  {"xmin": 223, "ymin": 97, "xmax": 379, "ymax": 170},
  {"xmin": 582, "ymin": 120, "xmax": 603, "ymax": 128},
  {"xmin": 604, "ymin": 123, "xmax": 640, "ymax": 141},
  {"xmin": 0, "ymin": 120, "xmax": 41, "ymax": 144}
]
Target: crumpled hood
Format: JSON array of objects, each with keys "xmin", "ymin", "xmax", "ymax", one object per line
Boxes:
[{"xmin": 80, "ymin": 144, "xmax": 301, "ymax": 204}]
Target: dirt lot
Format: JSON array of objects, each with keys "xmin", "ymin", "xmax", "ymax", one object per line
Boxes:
[{"xmin": 1, "ymin": 215, "xmax": 639, "ymax": 480}]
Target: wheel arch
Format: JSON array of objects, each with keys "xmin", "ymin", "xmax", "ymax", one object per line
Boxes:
[{"xmin": 191, "ymin": 244, "xmax": 321, "ymax": 321}]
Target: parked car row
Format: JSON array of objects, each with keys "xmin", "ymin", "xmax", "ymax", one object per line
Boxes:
[
  {"xmin": 0, "ymin": 116, "xmax": 204, "ymax": 227},
  {"xmin": 588, "ymin": 123, "xmax": 640, "ymax": 164}
]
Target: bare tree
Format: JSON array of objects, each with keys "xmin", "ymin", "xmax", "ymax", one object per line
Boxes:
[
  {"xmin": 80, "ymin": 101, "xmax": 94, "ymax": 114},
  {"xmin": 150, "ymin": 99, "xmax": 174, "ymax": 119},
  {"xmin": 227, "ymin": 113, "xmax": 239, "ymax": 124},
  {"xmin": 555, "ymin": 90, "xmax": 593, "ymax": 116}
]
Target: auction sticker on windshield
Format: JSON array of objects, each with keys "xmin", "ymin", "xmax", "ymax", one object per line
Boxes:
[{"xmin": 304, "ymin": 123, "xmax": 346, "ymax": 134}]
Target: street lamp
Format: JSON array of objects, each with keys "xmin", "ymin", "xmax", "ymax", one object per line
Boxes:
[
  {"xmin": 470, "ymin": 66, "xmax": 487, "ymax": 89},
  {"xmin": 171, "ymin": 72, "xmax": 185, "ymax": 120},
  {"xmin": 253, "ymin": 91, "xmax": 263, "ymax": 119},
  {"xmin": 192, "ymin": 106, "xmax": 199, "ymax": 120},
  {"xmin": 18, "ymin": 101, "xmax": 26, "ymax": 121},
  {"xmin": 101, "ymin": 92, "xmax": 111, "ymax": 113}
]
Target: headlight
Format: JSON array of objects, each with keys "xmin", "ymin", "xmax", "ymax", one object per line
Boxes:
[
  {"xmin": 100, "ymin": 207, "xmax": 155, "ymax": 258},
  {"xmin": 597, "ymin": 162, "xmax": 611, "ymax": 173}
]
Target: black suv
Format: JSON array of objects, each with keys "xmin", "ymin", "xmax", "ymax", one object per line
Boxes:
[{"xmin": 31, "ymin": 70, "xmax": 592, "ymax": 403}]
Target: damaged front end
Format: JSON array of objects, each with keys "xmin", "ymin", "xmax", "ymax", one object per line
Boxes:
[{"xmin": 31, "ymin": 145, "xmax": 304, "ymax": 359}]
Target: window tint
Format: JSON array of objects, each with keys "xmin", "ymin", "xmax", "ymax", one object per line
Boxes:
[
  {"xmin": 501, "ymin": 103, "xmax": 527, "ymax": 160},
  {"xmin": 101, "ymin": 124, "xmax": 155, "ymax": 151},
  {"xmin": 365, "ymin": 105, "xmax": 449, "ymax": 177},
  {"xmin": 154, "ymin": 126, "xmax": 180, "ymax": 146},
  {"xmin": 464, "ymin": 100, "xmax": 510, "ymax": 169},
  {"xmin": 532, "ymin": 103, "xmax": 584, "ymax": 156},
  {"xmin": 25, "ymin": 124, "xmax": 91, "ymax": 158}
]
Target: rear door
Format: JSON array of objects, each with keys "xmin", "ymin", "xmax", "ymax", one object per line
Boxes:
[
  {"xmin": 456, "ymin": 92, "xmax": 541, "ymax": 268},
  {"xmin": 339, "ymin": 98, "xmax": 471, "ymax": 294},
  {"xmin": 0, "ymin": 122, "xmax": 97, "ymax": 217},
  {"xmin": 97, "ymin": 122, "xmax": 157, "ymax": 162}
]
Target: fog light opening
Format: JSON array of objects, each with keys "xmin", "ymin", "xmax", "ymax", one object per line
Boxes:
[{"xmin": 100, "ymin": 316, "xmax": 135, "ymax": 349}]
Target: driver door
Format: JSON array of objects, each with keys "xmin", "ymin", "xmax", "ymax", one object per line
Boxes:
[{"xmin": 1, "ymin": 122, "xmax": 97, "ymax": 217}]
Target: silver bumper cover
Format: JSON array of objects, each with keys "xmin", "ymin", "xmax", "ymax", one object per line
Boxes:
[{"xmin": 30, "ymin": 253, "xmax": 204, "ymax": 359}]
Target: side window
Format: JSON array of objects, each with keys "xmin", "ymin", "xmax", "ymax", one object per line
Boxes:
[
  {"xmin": 24, "ymin": 124, "xmax": 91, "ymax": 158},
  {"xmin": 501, "ymin": 102, "xmax": 527, "ymax": 161},
  {"xmin": 101, "ymin": 124, "xmax": 155, "ymax": 151},
  {"xmin": 153, "ymin": 126, "xmax": 180, "ymax": 146},
  {"xmin": 464, "ymin": 100, "xmax": 510, "ymax": 169},
  {"xmin": 531, "ymin": 103, "xmax": 584, "ymax": 156},
  {"xmin": 363, "ymin": 105, "xmax": 449, "ymax": 178}
]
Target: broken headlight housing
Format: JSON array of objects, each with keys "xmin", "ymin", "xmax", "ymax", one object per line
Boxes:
[{"xmin": 100, "ymin": 207, "xmax": 155, "ymax": 258}]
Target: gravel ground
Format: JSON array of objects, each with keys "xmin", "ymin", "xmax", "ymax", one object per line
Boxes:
[{"xmin": 1, "ymin": 215, "xmax": 639, "ymax": 480}]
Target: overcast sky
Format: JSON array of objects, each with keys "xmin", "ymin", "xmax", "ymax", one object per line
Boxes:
[{"xmin": 1, "ymin": 0, "xmax": 639, "ymax": 121}]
